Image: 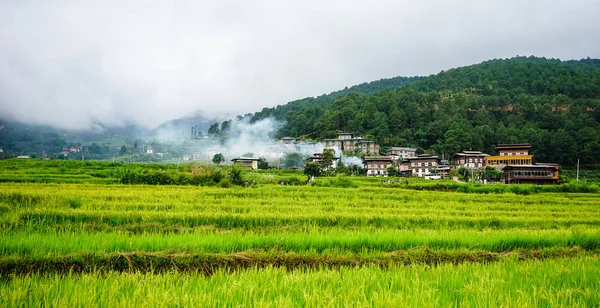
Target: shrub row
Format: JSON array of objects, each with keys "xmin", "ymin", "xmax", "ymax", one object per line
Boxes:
[
  {"xmin": 403, "ymin": 182, "xmax": 600, "ymax": 195},
  {"xmin": 120, "ymin": 170, "xmax": 225, "ymax": 186}
]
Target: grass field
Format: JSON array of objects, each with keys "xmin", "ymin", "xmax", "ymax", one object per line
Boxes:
[{"xmin": 1, "ymin": 159, "xmax": 599, "ymax": 306}]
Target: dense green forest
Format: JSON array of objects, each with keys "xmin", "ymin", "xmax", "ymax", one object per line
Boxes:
[
  {"xmin": 252, "ymin": 56, "xmax": 600, "ymax": 165},
  {"xmin": 2, "ymin": 56, "xmax": 600, "ymax": 166}
]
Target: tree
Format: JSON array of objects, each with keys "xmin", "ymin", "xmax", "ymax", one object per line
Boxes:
[
  {"xmin": 88, "ymin": 143, "xmax": 103, "ymax": 155},
  {"xmin": 228, "ymin": 164, "xmax": 243, "ymax": 185},
  {"xmin": 387, "ymin": 165, "xmax": 398, "ymax": 177},
  {"xmin": 212, "ymin": 153, "xmax": 224, "ymax": 165},
  {"xmin": 283, "ymin": 152, "xmax": 304, "ymax": 169},
  {"xmin": 220, "ymin": 120, "xmax": 231, "ymax": 134},
  {"xmin": 208, "ymin": 123, "xmax": 220, "ymax": 136},
  {"xmin": 119, "ymin": 145, "xmax": 127, "ymax": 156},
  {"xmin": 258, "ymin": 157, "xmax": 269, "ymax": 169},
  {"xmin": 321, "ymin": 148, "xmax": 335, "ymax": 171},
  {"xmin": 304, "ymin": 162, "xmax": 322, "ymax": 177}
]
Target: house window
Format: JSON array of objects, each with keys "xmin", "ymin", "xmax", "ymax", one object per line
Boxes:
[{"xmin": 425, "ymin": 162, "xmax": 429, "ymax": 167}]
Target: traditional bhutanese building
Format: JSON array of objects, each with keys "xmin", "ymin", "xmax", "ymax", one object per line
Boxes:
[
  {"xmin": 454, "ymin": 151, "xmax": 489, "ymax": 169},
  {"xmin": 399, "ymin": 154, "xmax": 441, "ymax": 177},
  {"xmin": 323, "ymin": 133, "xmax": 380, "ymax": 155},
  {"xmin": 501, "ymin": 164, "xmax": 559, "ymax": 185},
  {"xmin": 486, "ymin": 144, "xmax": 532, "ymax": 169},
  {"xmin": 279, "ymin": 137, "xmax": 297, "ymax": 144},
  {"xmin": 363, "ymin": 156, "xmax": 394, "ymax": 176},
  {"xmin": 231, "ymin": 157, "xmax": 260, "ymax": 170},
  {"xmin": 436, "ymin": 160, "xmax": 451, "ymax": 178},
  {"xmin": 384, "ymin": 147, "xmax": 416, "ymax": 160}
]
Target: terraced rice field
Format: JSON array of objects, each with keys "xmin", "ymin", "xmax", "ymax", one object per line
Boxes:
[{"xmin": 1, "ymin": 180, "xmax": 599, "ymax": 306}]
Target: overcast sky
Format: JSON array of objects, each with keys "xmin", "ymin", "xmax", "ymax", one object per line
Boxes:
[{"xmin": 1, "ymin": 0, "xmax": 599, "ymax": 129}]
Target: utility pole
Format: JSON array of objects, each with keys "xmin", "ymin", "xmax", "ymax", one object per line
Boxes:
[
  {"xmin": 471, "ymin": 167, "xmax": 474, "ymax": 184},
  {"xmin": 576, "ymin": 159, "xmax": 580, "ymax": 182}
]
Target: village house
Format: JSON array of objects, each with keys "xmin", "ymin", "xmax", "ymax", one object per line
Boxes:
[
  {"xmin": 400, "ymin": 154, "xmax": 441, "ymax": 177},
  {"xmin": 363, "ymin": 156, "xmax": 394, "ymax": 176},
  {"xmin": 502, "ymin": 164, "xmax": 559, "ymax": 185},
  {"xmin": 323, "ymin": 138, "xmax": 342, "ymax": 149},
  {"xmin": 323, "ymin": 133, "xmax": 380, "ymax": 155},
  {"xmin": 486, "ymin": 144, "xmax": 533, "ymax": 169},
  {"xmin": 356, "ymin": 140, "xmax": 379, "ymax": 154},
  {"xmin": 454, "ymin": 151, "xmax": 489, "ymax": 169},
  {"xmin": 231, "ymin": 157, "xmax": 260, "ymax": 170},
  {"xmin": 279, "ymin": 137, "xmax": 297, "ymax": 144},
  {"xmin": 146, "ymin": 146, "xmax": 153, "ymax": 154},
  {"xmin": 436, "ymin": 160, "xmax": 451, "ymax": 178},
  {"xmin": 384, "ymin": 147, "xmax": 416, "ymax": 161},
  {"xmin": 62, "ymin": 146, "xmax": 83, "ymax": 153}
]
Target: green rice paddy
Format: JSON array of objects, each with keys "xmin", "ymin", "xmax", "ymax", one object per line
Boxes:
[{"xmin": 0, "ymin": 160, "xmax": 599, "ymax": 306}]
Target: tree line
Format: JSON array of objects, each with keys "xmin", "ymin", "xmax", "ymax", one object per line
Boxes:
[{"xmin": 246, "ymin": 56, "xmax": 600, "ymax": 165}]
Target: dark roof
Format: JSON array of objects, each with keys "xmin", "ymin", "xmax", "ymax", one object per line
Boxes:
[
  {"xmin": 386, "ymin": 147, "xmax": 416, "ymax": 151},
  {"xmin": 496, "ymin": 143, "xmax": 531, "ymax": 150},
  {"xmin": 454, "ymin": 151, "xmax": 489, "ymax": 157},
  {"xmin": 231, "ymin": 158, "xmax": 260, "ymax": 162},
  {"xmin": 405, "ymin": 154, "xmax": 440, "ymax": 161},
  {"xmin": 362, "ymin": 156, "xmax": 393, "ymax": 162}
]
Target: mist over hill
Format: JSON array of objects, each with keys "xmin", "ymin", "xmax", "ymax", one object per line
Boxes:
[{"xmin": 2, "ymin": 56, "xmax": 600, "ymax": 165}]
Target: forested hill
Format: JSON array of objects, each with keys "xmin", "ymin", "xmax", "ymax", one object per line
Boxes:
[
  {"xmin": 247, "ymin": 76, "xmax": 420, "ymax": 124},
  {"xmin": 267, "ymin": 56, "xmax": 600, "ymax": 165}
]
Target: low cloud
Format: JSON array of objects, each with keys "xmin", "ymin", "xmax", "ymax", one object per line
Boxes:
[{"xmin": 1, "ymin": 0, "xmax": 599, "ymax": 129}]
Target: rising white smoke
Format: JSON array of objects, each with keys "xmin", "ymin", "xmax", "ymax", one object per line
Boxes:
[{"xmin": 161, "ymin": 117, "xmax": 325, "ymax": 164}]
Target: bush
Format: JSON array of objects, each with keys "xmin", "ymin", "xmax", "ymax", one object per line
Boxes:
[
  {"xmin": 218, "ymin": 179, "xmax": 232, "ymax": 188},
  {"xmin": 228, "ymin": 166, "xmax": 244, "ymax": 185}
]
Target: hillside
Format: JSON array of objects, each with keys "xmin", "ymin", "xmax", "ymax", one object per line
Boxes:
[
  {"xmin": 2, "ymin": 56, "xmax": 599, "ymax": 165},
  {"xmin": 271, "ymin": 56, "xmax": 600, "ymax": 165},
  {"xmin": 246, "ymin": 76, "xmax": 420, "ymax": 127},
  {"xmin": 0, "ymin": 121, "xmax": 149, "ymax": 159}
]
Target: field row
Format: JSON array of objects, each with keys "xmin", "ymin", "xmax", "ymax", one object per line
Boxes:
[
  {"xmin": 2, "ymin": 228, "xmax": 599, "ymax": 258},
  {"xmin": 5, "ymin": 210, "xmax": 600, "ymax": 232},
  {"xmin": 2, "ymin": 184, "xmax": 599, "ymax": 233},
  {"xmin": 2, "ymin": 257, "xmax": 598, "ymax": 307}
]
